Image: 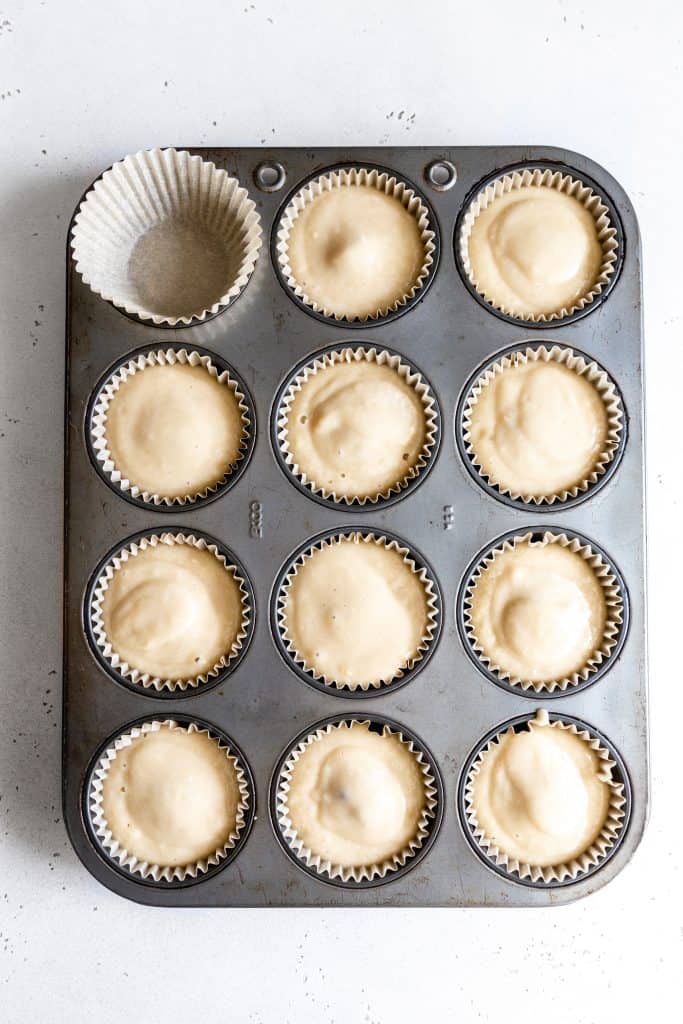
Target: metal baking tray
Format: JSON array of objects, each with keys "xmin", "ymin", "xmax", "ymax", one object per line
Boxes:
[{"xmin": 63, "ymin": 146, "xmax": 648, "ymax": 906}]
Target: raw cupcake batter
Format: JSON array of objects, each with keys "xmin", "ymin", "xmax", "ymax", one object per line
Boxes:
[
  {"xmin": 468, "ymin": 358, "xmax": 608, "ymax": 497},
  {"xmin": 467, "ymin": 184, "xmax": 603, "ymax": 317},
  {"xmin": 284, "ymin": 355, "xmax": 427, "ymax": 500},
  {"xmin": 468, "ymin": 539, "xmax": 606, "ymax": 683},
  {"xmin": 104, "ymin": 361, "xmax": 244, "ymax": 500},
  {"xmin": 101, "ymin": 540, "xmax": 244, "ymax": 681},
  {"xmin": 285, "ymin": 721, "xmax": 427, "ymax": 868},
  {"xmin": 471, "ymin": 711, "xmax": 611, "ymax": 866},
  {"xmin": 101, "ymin": 724, "xmax": 241, "ymax": 867},
  {"xmin": 286, "ymin": 183, "xmax": 426, "ymax": 319},
  {"xmin": 282, "ymin": 535, "xmax": 429, "ymax": 688}
]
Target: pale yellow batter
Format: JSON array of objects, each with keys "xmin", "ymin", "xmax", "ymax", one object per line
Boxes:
[
  {"xmin": 282, "ymin": 536, "xmax": 429, "ymax": 688},
  {"xmin": 104, "ymin": 361, "xmax": 244, "ymax": 499},
  {"xmin": 285, "ymin": 357, "xmax": 427, "ymax": 500},
  {"xmin": 471, "ymin": 711, "xmax": 611, "ymax": 866},
  {"xmin": 101, "ymin": 725, "xmax": 240, "ymax": 867},
  {"xmin": 286, "ymin": 184, "xmax": 426, "ymax": 319},
  {"xmin": 286, "ymin": 721, "xmax": 427, "ymax": 868},
  {"xmin": 468, "ymin": 539, "xmax": 606, "ymax": 683},
  {"xmin": 468, "ymin": 359, "xmax": 608, "ymax": 497},
  {"xmin": 101, "ymin": 541, "xmax": 244, "ymax": 681},
  {"xmin": 467, "ymin": 185, "xmax": 603, "ymax": 318}
]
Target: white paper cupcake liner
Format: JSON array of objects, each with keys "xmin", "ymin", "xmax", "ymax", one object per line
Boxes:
[
  {"xmin": 458, "ymin": 166, "xmax": 619, "ymax": 322},
  {"xmin": 275, "ymin": 718, "xmax": 440, "ymax": 883},
  {"xmin": 89, "ymin": 347, "xmax": 252, "ymax": 507},
  {"xmin": 276, "ymin": 346, "xmax": 439, "ymax": 505},
  {"xmin": 463, "ymin": 531, "xmax": 624, "ymax": 693},
  {"xmin": 462, "ymin": 345, "xmax": 624, "ymax": 505},
  {"xmin": 277, "ymin": 531, "xmax": 440, "ymax": 691},
  {"xmin": 276, "ymin": 166, "xmax": 436, "ymax": 322},
  {"xmin": 464, "ymin": 709, "xmax": 628, "ymax": 884},
  {"xmin": 89, "ymin": 532, "xmax": 252, "ymax": 692},
  {"xmin": 71, "ymin": 148, "xmax": 262, "ymax": 326},
  {"xmin": 88, "ymin": 719, "xmax": 252, "ymax": 883}
]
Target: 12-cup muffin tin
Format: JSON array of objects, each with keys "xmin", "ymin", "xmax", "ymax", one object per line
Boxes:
[{"xmin": 63, "ymin": 146, "xmax": 648, "ymax": 906}]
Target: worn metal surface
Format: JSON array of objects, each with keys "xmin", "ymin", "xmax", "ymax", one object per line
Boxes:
[{"xmin": 63, "ymin": 145, "xmax": 648, "ymax": 907}]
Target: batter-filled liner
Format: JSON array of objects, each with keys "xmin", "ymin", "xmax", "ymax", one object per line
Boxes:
[
  {"xmin": 274, "ymin": 718, "xmax": 439, "ymax": 884},
  {"xmin": 88, "ymin": 531, "xmax": 252, "ymax": 692},
  {"xmin": 276, "ymin": 530, "xmax": 440, "ymax": 692},
  {"xmin": 462, "ymin": 531, "xmax": 625, "ymax": 693},
  {"xmin": 276, "ymin": 346, "xmax": 439, "ymax": 505},
  {"xmin": 461, "ymin": 344, "xmax": 624, "ymax": 505},
  {"xmin": 275, "ymin": 166, "xmax": 436, "ymax": 322},
  {"xmin": 87, "ymin": 718, "xmax": 252, "ymax": 883},
  {"xmin": 457, "ymin": 166, "xmax": 619, "ymax": 322},
  {"xmin": 89, "ymin": 347, "xmax": 253, "ymax": 507},
  {"xmin": 462, "ymin": 710, "xmax": 628, "ymax": 885}
]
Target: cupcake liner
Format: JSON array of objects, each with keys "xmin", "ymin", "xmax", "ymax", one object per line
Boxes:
[
  {"xmin": 89, "ymin": 531, "xmax": 252, "ymax": 692},
  {"xmin": 276, "ymin": 346, "xmax": 439, "ymax": 506},
  {"xmin": 87, "ymin": 719, "xmax": 252, "ymax": 883},
  {"xmin": 71, "ymin": 148, "xmax": 262, "ymax": 326},
  {"xmin": 275, "ymin": 166, "xmax": 436, "ymax": 322},
  {"xmin": 275, "ymin": 718, "xmax": 440, "ymax": 883},
  {"xmin": 463, "ymin": 531, "xmax": 625, "ymax": 693},
  {"xmin": 461, "ymin": 344, "xmax": 624, "ymax": 505},
  {"xmin": 463, "ymin": 709, "xmax": 628, "ymax": 884},
  {"xmin": 276, "ymin": 531, "xmax": 440, "ymax": 691},
  {"xmin": 89, "ymin": 347, "xmax": 253, "ymax": 507},
  {"xmin": 458, "ymin": 166, "xmax": 619, "ymax": 322}
]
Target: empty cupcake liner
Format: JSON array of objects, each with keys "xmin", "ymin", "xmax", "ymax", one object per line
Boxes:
[
  {"xmin": 276, "ymin": 346, "xmax": 440, "ymax": 506},
  {"xmin": 274, "ymin": 718, "xmax": 440, "ymax": 884},
  {"xmin": 71, "ymin": 148, "xmax": 262, "ymax": 326},
  {"xmin": 88, "ymin": 347, "xmax": 253, "ymax": 507},
  {"xmin": 87, "ymin": 718, "xmax": 252, "ymax": 883},
  {"xmin": 275, "ymin": 165, "xmax": 437, "ymax": 322},
  {"xmin": 463, "ymin": 709, "xmax": 628, "ymax": 885},
  {"xmin": 461, "ymin": 344, "xmax": 625, "ymax": 505},
  {"xmin": 276, "ymin": 530, "xmax": 440, "ymax": 692},
  {"xmin": 462, "ymin": 531, "xmax": 625, "ymax": 694},
  {"xmin": 458, "ymin": 166, "xmax": 620, "ymax": 323},
  {"xmin": 88, "ymin": 531, "xmax": 252, "ymax": 692}
]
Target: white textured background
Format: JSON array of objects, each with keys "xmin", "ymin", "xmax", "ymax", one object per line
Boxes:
[{"xmin": 0, "ymin": 1, "xmax": 681, "ymax": 1021}]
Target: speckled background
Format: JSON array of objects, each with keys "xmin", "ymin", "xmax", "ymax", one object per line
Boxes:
[{"xmin": 0, "ymin": 1, "xmax": 680, "ymax": 1021}]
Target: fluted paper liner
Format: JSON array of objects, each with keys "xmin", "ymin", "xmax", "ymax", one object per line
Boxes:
[
  {"xmin": 464, "ymin": 710, "xmax": 627, "ymax": 884},
  {"xmin": 276, "ymin": 166, "xmax": 436, "ymax": 321},
  {"xmin": 458, "ymin": 167, "xmax": 619, "ymax": 322},
  {"xmin": 275, "ymin": 719, "xmax": 439, "ymax": 883},
  {"xmin": 277, "ymin": 531, "xmax": 440, "ymax": 691},
  {"xmin": 89, "ymin": 532, "xmax": 251, "ymax": 692},
  {"xmin": 71, "ymin": 148, "xmax": 262, "ymax": 326},
  {"xmin": 462, "ymin": 345, "xmax": 624, "ymax": 505},
  {"xmin": 277, "ymin": 346, "xmax": 439, "ymax": 505},
  {"xmin": 89, "ymin": 348, "xmax": 252, "ymax": 507},
  {"xmin": 463, "ymin": 532, "xmax": 624, "ymax": 693},
  {"xmin": 88, "ymin": 719, "xmax": 251, "ymax": 883}
]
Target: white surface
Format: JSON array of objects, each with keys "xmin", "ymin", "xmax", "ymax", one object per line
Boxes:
[{"xmin": 0, "ymin": 1, "xmax": 681, "ymax": 1021}]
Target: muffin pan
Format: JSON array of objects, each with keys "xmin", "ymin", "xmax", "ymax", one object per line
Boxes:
[{"xmin": 63, "ymin": 146, "xmax": 647, "ymax": 906}]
